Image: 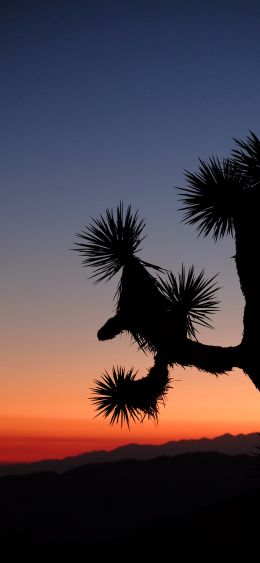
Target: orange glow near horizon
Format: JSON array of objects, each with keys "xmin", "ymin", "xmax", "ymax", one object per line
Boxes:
[
  {"xmin": 1, "ymin": 366, "xmax": 260, "ymax": 463},
  {"xmin": 1, "ymin": 419, "xmax": 259, "ymax": 464}
]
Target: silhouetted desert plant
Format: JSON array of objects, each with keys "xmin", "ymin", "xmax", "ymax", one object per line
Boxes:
[{"xmin": 75, "ymin": 131, "xmax": 260, "ymax": 424}]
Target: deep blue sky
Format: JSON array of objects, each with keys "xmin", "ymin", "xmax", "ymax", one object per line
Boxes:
[{"xmin": 1, "ymin": 1, "xmax": 260, "ymax": 446}]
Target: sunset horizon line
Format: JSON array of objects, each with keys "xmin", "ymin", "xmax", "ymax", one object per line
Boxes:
[{"xmin": 1, "ymin": 429, "xmax": 259, "ymax": 466}]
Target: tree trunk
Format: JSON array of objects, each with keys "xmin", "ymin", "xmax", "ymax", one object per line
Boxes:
[{"xmin": 234, "ymin": 189, "xmax": 260, "ymax": 387}]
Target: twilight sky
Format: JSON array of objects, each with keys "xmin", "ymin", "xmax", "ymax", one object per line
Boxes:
[{"xmin": 1, "ymin": 0, "xmax": 260, "ymax": 462}]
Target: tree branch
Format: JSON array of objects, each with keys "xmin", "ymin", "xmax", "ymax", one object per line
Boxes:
[
  {"xmin": 97, "ymin": 313, "xmax": 244, "ymax": 375},
  {"xmin": 166, "ymin": 339, "xmax": 242, "ymax": 375}
]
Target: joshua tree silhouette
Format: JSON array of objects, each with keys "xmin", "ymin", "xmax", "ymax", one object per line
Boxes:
[{"xmin": 74, "ymin": 131, "xmax": 260, "ymax": 426}]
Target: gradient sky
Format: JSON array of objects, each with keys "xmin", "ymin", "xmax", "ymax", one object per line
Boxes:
[{"xmin": 1, "ymin": 0, "xmax": 260, "ymax": 462}]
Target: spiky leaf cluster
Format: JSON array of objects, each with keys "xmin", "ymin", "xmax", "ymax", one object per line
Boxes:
[
  {"xmin": 158, "ymin": 265, "xmax": 219, "ymax": 339},
  {"xmin": 232, "ymin": 130, "xmax": 260, "ymax": 188},
  {"xmin": 91, "ymin": 365, "xmax": 171, "ymax": 427},
  {"xmin": 179, "ymin": 157, "xmax": 244, "ymax": 240},
  {"xmin": 74, "ymin": 203, "xmax": 146, "ymax": 282}
]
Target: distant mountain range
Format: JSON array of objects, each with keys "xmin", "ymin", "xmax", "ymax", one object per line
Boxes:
[
  {"xmin": 0, "ymin": 450, "xmax": 259, "ymax": 559},
  {"xmin": 0, "ymin": 432, "xmax": 259, "ymax": 477}
]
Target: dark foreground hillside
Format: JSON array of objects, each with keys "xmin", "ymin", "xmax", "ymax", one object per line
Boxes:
[{"xmin": 0, "ymin": 452, "xmax": 259, "ymax": 560}]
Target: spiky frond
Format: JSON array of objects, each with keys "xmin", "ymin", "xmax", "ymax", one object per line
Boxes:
[
  {"xmin": 157, "ymin": 265, "xmax": 219, "ymax": 339},
  {"xmin": 91, "ymin": 367, "xmax": 140, "ymax": 427},
  {"xmin": 179, "ymin": 157, "xmax": 244, "ymax": 240},
  {"xmin": 232, "ymin": 130, "xmax": 260, "ymax": 187},
  {"xmin": 74, "ymin": 203, "xmax": 146, "ymax": 282},
  {"xmin": 90, "ymin": 364, "xmax": 171, "ymax": 427}
]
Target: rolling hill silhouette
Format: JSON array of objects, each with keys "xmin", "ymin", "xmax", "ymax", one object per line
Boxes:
[
  {"xmin": 0, "ymin": 432, "xmax": 258, "ymax": 478},
  {"xmin": 0, "ymin": 450, "xmax": 259, "ymax": 559}
]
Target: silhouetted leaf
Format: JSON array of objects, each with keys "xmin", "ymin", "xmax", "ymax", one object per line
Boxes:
[
  {"xmin": 74, "ymin": 202, "xmax": 162, "ymax": 283},
  {"xmin": 178, "ymin": 157, "xmax": 244, "ymax": 240},
  {"xmin": 91, "ymin": 364, "xmax": 171, "ymax": 427},
  {"xmin": 232, "ymin": 130, "xmax": 260, "ymax": 188},
  {"xmin": 158, "ymin": 265, "xmax": 219, "ymax": 339}
]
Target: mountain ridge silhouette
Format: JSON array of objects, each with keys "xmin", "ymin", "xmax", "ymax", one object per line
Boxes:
[{"xmin": 0, "ymin": 431, "xmax": 258, "ymax": 478}]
